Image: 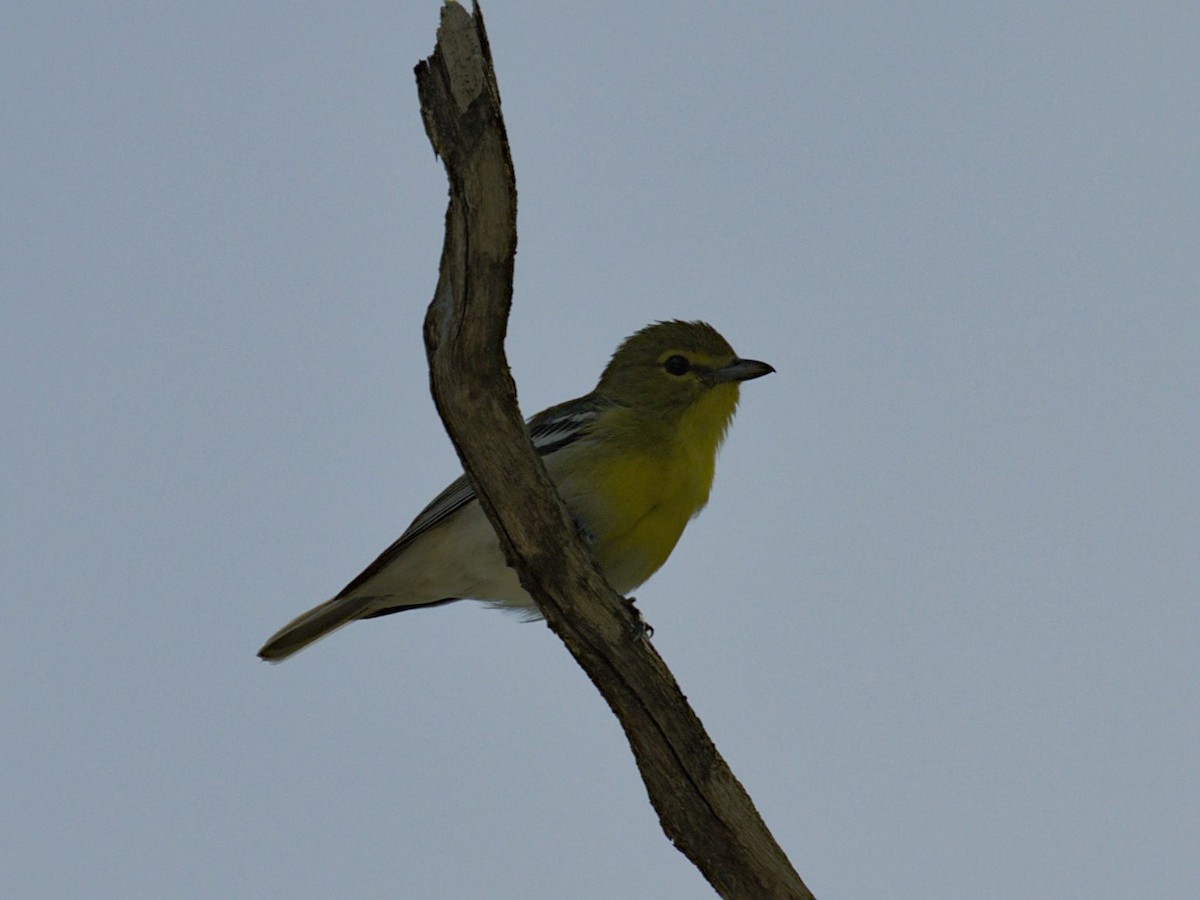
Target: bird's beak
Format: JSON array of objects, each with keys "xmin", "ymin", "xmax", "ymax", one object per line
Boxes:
[{"xmin": 705, "ymin": 357, "xmax": 776, "ymax": 385}]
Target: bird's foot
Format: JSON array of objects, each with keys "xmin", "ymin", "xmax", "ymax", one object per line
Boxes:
[{"xmin": 624, "ymin": 596, "xmax": 654, "ymax": 641}]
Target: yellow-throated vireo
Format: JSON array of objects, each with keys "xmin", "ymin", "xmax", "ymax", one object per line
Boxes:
[{"xmin": 258, "ymin": 320, "xmax": 773, "ymax": 661}]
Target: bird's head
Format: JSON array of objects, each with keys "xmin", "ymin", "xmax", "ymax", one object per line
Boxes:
[{"xmin": 595, "ymin": 320, "xmax": 774, "ymax": 421}]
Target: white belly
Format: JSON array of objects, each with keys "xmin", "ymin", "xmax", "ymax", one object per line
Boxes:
[{"xmin": 349, "ymin": 500, "xmax": 535, "ymax": 613}]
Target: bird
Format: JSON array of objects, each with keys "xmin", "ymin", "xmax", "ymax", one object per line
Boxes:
[{"xmin": 257, "ymin": 320, "xmax": 773, "ymax": 662}]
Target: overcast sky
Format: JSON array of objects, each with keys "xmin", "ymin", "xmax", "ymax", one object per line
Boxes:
[{"xmin": 4, "ymin": 3, "xmax": 1197, "ymax": 898}]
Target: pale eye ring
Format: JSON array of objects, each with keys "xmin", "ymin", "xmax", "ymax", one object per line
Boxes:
[{"xmin": 663, "ymin": 355, "xmax": 690, "ymax": 376}]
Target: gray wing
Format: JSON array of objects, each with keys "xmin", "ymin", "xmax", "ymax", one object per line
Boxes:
[
  {"xmin": 331, "ymin": 473, "xmax": 475, "ymax": 600},
  {"xmin": 333, "ymin": 397, "xmax": 607, "ymax": 601}
]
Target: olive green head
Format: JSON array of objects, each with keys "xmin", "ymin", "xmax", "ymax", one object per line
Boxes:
[{"xmin": 595, "ymin": 320, "xmax": 774, "ymax": 415}]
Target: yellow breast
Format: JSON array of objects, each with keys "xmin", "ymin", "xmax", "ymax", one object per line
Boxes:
[{"xmin": 550, "ymin": 383, "xmax": 739, "ymax": 593}]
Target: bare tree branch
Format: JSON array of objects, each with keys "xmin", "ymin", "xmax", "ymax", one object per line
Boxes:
[{"xmin": 413, "ymin": 4, "xmax": 814, "ymax": 897}]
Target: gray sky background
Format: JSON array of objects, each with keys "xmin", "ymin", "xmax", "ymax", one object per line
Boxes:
[{"xmin": 4, "ymin": 3, "xmax": 1197, "ymax": 898}]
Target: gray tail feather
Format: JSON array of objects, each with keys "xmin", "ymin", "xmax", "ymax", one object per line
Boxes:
[{"xmin": 257, "ymin": 595, "xmax": 375, "ymax": 663}]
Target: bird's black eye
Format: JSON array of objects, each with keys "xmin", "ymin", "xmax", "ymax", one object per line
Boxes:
[{"xmin": 663, "ymin": 354, "xmax": 690, "ymax": 376}]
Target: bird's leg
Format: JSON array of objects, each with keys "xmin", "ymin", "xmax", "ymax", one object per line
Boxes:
[
  {"xmin": 572, "ymin": 516, "xmax": 598, "ymax": 547},
  {"xmin": 573, "ymin": 516, "xmax": 653, "ymax": 640},
  {"xmin": 624, "ymin": 596, "xmax": 655, "ymax": 641}
]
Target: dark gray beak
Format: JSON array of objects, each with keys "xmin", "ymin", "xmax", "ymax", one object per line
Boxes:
[{"xmin": 706, "ymin": 357, "xmax": 776, "ymax": 385}]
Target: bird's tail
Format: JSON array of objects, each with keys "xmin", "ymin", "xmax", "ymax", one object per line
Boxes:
[{"xmin": 257, "ymin": 595, "xmax": 375, "ymax": 663}]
